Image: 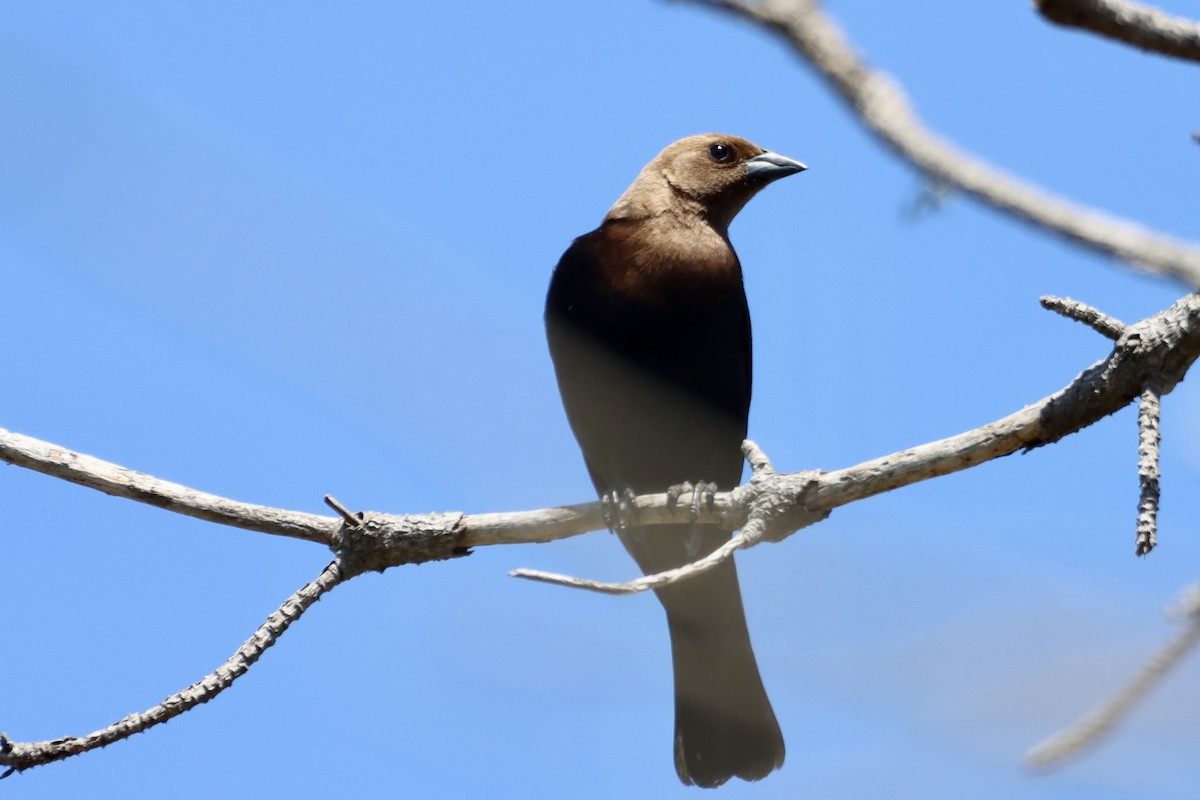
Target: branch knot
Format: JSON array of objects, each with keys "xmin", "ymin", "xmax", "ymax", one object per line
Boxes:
[
  {"xmin": 332, "ymin": 511, "xmax": 468, "ymax": 577},
  {"xmin": 733, "ymin": 467, "xmax": 828, "ymax": 544}
]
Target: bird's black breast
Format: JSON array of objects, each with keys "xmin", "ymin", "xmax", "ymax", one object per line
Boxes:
[{"xmin": 545, "ymin": 229, "xmax": 752, "ymax": 497}]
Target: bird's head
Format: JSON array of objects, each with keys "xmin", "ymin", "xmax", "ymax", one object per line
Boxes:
[{"xmin": 608, "ymin": 134, "xmax": 806, "ymax": 234}]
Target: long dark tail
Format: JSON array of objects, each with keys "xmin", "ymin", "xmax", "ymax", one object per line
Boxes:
[{"xmin": 654, "ymin": 539, "xmax": 785, "ymax": 788}]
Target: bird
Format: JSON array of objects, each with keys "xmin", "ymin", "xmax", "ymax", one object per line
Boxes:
[{"xmin": 544, "ymin": 134, "xmax": 805, "ymax": 787}]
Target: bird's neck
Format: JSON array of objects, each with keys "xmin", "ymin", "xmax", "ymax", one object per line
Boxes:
[
  {"xmin": 591, "ymin": 215, "xmax": 743, "ymax": 304},
  {"xmin": 606, "ymin": 164, "xmax": 761, "ymax": 235}
]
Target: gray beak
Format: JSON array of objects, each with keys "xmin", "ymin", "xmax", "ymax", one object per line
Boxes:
[{"xmin": 744, "ymin": 150, "xmax": 807, "ymax": 182}]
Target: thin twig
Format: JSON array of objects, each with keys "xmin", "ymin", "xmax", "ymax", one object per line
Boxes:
[
  {"xmin": 511, "ymin": 532, "xmax": 750, "ymax": 594},
  {"xmin": 0, "ymin": 560, "xmax": 348, "ymax": 774},
  {"xmin": 1136, "ymin": 381, "xmax": 1162, "ymax": 555},
  {"xmin": 1040, "ymin": 296, "xmax": 1128, "ymax": 340},
  {"xmin": 742, "ymin": 439, "xmax": 776, "ymax": 475},
  {"xmin": 324, "ymin": 494, "xmax": 363, "ymax": 528}
]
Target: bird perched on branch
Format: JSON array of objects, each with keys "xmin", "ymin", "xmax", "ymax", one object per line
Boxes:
[{"xmin": 544, "ymin": 134, "xmax": 805, "ymax": 787}]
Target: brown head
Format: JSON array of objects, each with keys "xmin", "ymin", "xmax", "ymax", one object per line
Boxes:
[{"xmin": 605, "ymin": 133, "xmax": 806, "ymax": 235}]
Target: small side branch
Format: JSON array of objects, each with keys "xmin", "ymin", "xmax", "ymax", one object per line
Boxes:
[
  {"xmin": 324, "ymin": 494, "xmax": 363, "ymax": 528},
  {"xmin": 1040, "ymin": 296, "xmax": 1127, "ymax": 340},
  {"xmin": 1040, "ymin": 297, "xmax": 1177, "ymax": 556},
  {"xmin": 1025, "ymin": 583, "xmax": 1200, "ymax": 769},
  {"xmin": 0, "ymin": 560, "xmax": 349, "ymax": 775},
  {"xmin": 511, "ymin": 533, "xmax": 751, "ymax": 595},
  {"xmin": 1035, "ymin": 0, "xmax": 1200, "ymax": 63},
  {"xmin": 741, "ymin": 439, "xmax": 777, "ymax": 475},
  {"xmin": 1136, "ymin": 382, "xmax": 1162, "ymax": 555}
]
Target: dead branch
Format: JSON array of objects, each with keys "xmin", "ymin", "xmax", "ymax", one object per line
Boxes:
[
  {"xmin": 1, "ymin": 560, "xmax": 348, "ymax": 775},
  {"xmin": 680, "ymin": 0, "xmax": 1200, "ymax": 284},
  {"xmin": 518, "ymin": 293, "xmax": 1199, "ymax": 594},
  {"xmin": 6, "ymin": 290, "xmax": 1199, "ymax": 581},
  {"xmin": 3, "ymin": 292, "xmax": 1198, "ymax": 773}
]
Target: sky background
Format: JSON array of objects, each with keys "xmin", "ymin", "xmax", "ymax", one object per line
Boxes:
[{"xmin": 2, "ymin": 1, "xmax": 1199, "ymax": 797}]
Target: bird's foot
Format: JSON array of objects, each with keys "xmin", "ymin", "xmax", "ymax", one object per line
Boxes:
[
  {"xmin": 666, "ymin": 480, "xmax": 718, "ymax": 522},
  {"xmin": 600, "ymin": 487, "xmax": 639, "ymax": 532}
]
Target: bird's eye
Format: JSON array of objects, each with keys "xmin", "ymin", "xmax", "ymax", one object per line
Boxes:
[{"xmin": 708, "ymin": 143, "xmax": 733, "ymax": 163}]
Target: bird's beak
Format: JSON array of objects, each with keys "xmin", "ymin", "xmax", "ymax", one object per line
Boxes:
[{"xmin": 744, "ymin": 151, "xmax": 807, "ymax": 182}]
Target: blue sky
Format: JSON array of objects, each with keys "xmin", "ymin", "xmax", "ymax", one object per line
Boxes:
[{"xmin": 3, "ymin": 2, "xmax": 1199, "ymax": 797}]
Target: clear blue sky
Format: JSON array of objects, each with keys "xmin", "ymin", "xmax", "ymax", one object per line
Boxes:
[{"xmin": 3, "ymin": 2, "xmax": 1199, "ymax": 798}]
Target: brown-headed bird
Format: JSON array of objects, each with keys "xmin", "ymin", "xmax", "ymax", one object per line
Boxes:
[{"xmin": 544, "ymin": 134, "xmax": 805, "ymax": 787}]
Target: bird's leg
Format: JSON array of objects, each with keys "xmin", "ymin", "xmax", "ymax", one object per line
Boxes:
[
  {"xmin": 600, "ymin": 487, "xmax": 639, "ymax": 532},
  {"xmin": 666, "ymin": 480, "xmax": 718, "ymax": 522}
]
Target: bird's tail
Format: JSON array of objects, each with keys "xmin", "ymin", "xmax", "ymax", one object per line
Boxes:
[{"xmin": 657, "ymin": 551, "xmax": 785, "ymax": 788}]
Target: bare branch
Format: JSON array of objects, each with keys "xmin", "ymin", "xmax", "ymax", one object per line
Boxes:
[
  {"xmin": 815, "ymin": 294, "xmax": 1199, "ymax": 504},
  {"xmin": 5, "ymin": 294, "xmax": 1200, "ymax": 573},
  {"xmin": 680, "ymin": 0, "xmax": 1200, "ymax": 284},
  {"xmin": 1036, "ymin": 0, "xmax": 1200, "ymax": 63},
  {"xmin": 1025, "ymin": 583, "xmax": 1200, "ymax": 769},
  {"xmin": 512, "ymin": 291, "xmax": 1200, "ymax": 592},
  {"xmin": 0, "ymin": 426, "xmax": 607, "ymax": 550},
  {"xmin": 0, "ymin": 559, "xmax": 348, "ymax": 774},
  {"xmin": 0, "ymin": 428, "xmax": 337, "ymax": 545}
]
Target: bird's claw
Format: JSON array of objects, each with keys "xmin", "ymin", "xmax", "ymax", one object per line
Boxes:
[
  {"xmin": 667, "ymin": 480, "xmax": 718, "ymax": 522},
  {"xmin": 666, "ymin": 482, "xmax": 692, "ymax": 512},
  {"xmin": 601, "ymin": 487, "xmax": 639, "ymax": 532}
]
